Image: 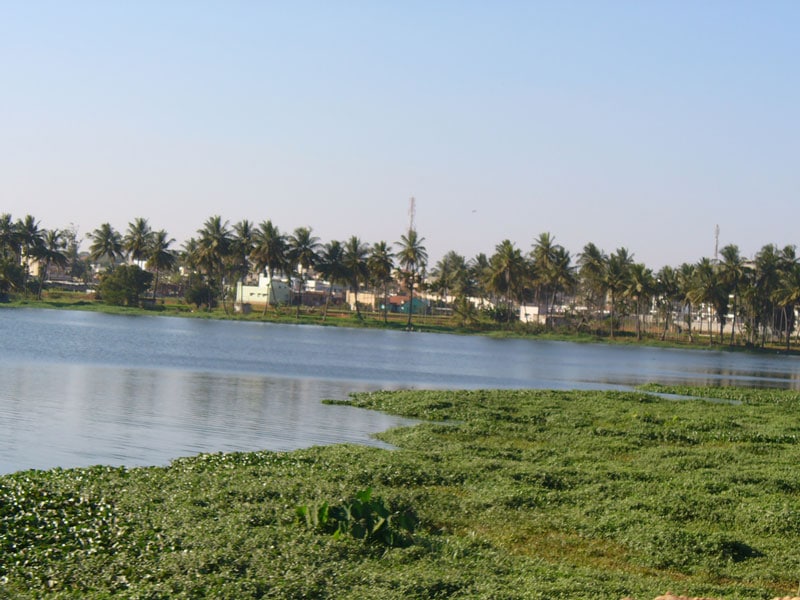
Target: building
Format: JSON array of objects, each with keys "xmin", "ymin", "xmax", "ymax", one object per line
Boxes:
[{"xmin": 235, "ymin": 275, "xmax": 292, "ymax": 306}]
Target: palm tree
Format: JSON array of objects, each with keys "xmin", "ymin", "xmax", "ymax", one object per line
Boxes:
[
  {"xmin": 677, "ymin": 262, "xmax": 696, "ymax": 343},
  {"xmin": 577, "ymin": 242, "xmax": 608, "ymax": 317},
  {"xmin": 469, "ymin": 253, "xmax": 492, "ymax": 308},
  {"xmin": 368, "ymin": 241, "xmax": 395, "ymax": 324},
  {"xmin": 396, "ymin": 229, "xmax": 428, "ymax": 329},
  {"xmin": 17, "ymin": 215, "xmax": 44, "ymax": 295},
  {"xmin": 88, "ymin": 223, "xmax": 123, "ymax": 271},
  {"xmin": 196, "ymin": 216, "xmax": 233, "ymax": 311},
  {"xmin": 625, "ymin": 262, "xmax": 655, "ymax": 340},
  {"xmin": 689, "ymin": 257, "xmax": 729, "ymax": 344},
  {"xmin": 487, "ymin": 239, "xmax": 527, "ymax": 324},
  {"xmin": 145, "ymin": 230, "xmax": 177, "ymax": 300},
  {"xmin": 0, "ymin": 213, "xmax": 20, "ymax": 261},
  {"xmin": 123, "ymin": 218, "xmax": 153, "ymax": 265},
  {"xmin": 251, "ymin": 220, "xmax": 288, "ymax": 313},
  {"xmin": 430, "ymin": 251, "xmax": 469, "ymax": 303},
  {"xmin": 230, "ymin": 219, "xmax": 255, "ymax": 304},
  {"xmin": 316, "ymin": 240, "xmax": 348, "ymax": 319},
  {"xmin": 287, "ymin": 227, "xmax": 321, "ymax": 317},
  {"xmin": 35, "ymin": 229, "xmax": 68, "ymax": 300},
  {"xmin": 343, "ymin": 236, "xmax": 369, "ymax": 319},
  {"xmin": 774, "ymin": 261, "xmax": 800, "ymax": 351},
  {"xmin": 604, "ymin": 248, "xmax": 633, "ymax": 339},
  {"xmin": 751, "ymin": 244, "xmax": 781, "ymax": 346},
  {"xmin": 531, "ymin": 232, "xmax": 558, "ymax": 316},
  {"xmin": 655, "ymin": 265, "xmax": 680, "ymax": 340},
  {"xmin": 718, "ymin": 244, "xmax": 748, "ymax": 345}
]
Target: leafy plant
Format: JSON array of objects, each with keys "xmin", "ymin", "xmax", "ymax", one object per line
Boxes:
[{"xmin": 297, "ymin": 488, "xmax": 418, "ymax": 548}]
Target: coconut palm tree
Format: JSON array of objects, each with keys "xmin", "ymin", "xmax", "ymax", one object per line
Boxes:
[
  {"xmin": 689, "ymin": 257, "xmax": 729, "ymax": 344},
  {"xmin": 123, "ymin": 218, "xmax": 153, "ymax": 265},
  {"xmin": 343, "ymin": 236, "xmax": 369, "ymax": 319},
  {"xmin": 17, "ymin": 215, "xmax": 44, "ymax": 295},
  {"xmin": 251, "ymin": 220, "xmax": 288, "ymax": 313},
  {"xmin": 145, "ymin": 230, "xmax": 177, "ymax": 300},
  {"xmin": 230, "ymin": 219, "xmax": 255, "ymax": 304},
  {"xmin": 0, "ymin": 213, "xmax": 20, "ymax": 261},
  {"xmin": 604, "ymin": 248, "xmax": 633, "ymax": 339},
  {"xmin": 287, "ymin": 227, "xmax": 321, "ymax": 317},
  {"xmin": 625, "ymin": 262, "xmax": 655, "ymax": 340},
  {"xmin": 368, "ymin": 241, "xmax": 395, "ymax": 324},
  {"xmin": 718, "ymin": 244, "xmax": 749, "ymax": 345},
  {"xmin": 773, "ymin": 260, "xmax": 800, "ymax": 351},
  {"xmin": 88, "ymin": 223, "xmax": 123, "ymax": 271},
  {"xmin": 396, "ymin": 229, "xmax": 428, "ymax": 329},
  {"xmin": 487, "ymin": 239, "xmax": 527, "ymax": 324},
  {"xmin": 35, "ymin": 229, "xmax": 68, "ymax": 300},
  {"xmin": 196, "ymin": 216, "xmax": 233, "ymax": 311},
  {"xmin": 577, "ymin": 242, "xmax": 608, "ymax": 317},
  {"xmin": 677, "ymin": 262, "xmax": 697, "ymax": 343},
  {"xmin": 316, "ymin": 240, "xmax": 349, "ymax": 319},
  {"xmin": 655, "ymin": 265, "xmax": 680, "ymax": 341}
]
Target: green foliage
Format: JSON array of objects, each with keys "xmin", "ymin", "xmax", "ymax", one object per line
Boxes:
[
  {"xmin": 297, "ymin": 487, "xmax": 418, "ymax": 547},
  {"xmin": 183, "ymin": 273, "xmax": 215, "ymax": 309},
  {"xmin": 98, "ymin": 264, "xmax": 153, "ymax": 306},
  {"xmin": 2, "ymin": 387, "xmax": 800, "ymax": 598}
]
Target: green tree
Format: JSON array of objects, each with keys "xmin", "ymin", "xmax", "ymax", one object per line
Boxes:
[
  {"xmin": 17, "ymin": 215, "xmax": 44, "ymax": 295},
  {"xmin": 35, "ymin": 229, "xmax": 68, "ymax": 300},
  {"xmin": 718, "ymin": 244, "xmax": 749, "ymax": 345},
  {"xmin": 99, "ymin": 264, "xmax": 153, "ymax": 306},
  {"xmin": 604, "ymin": 248, "xmax": 633, "ymax": 339},
  {"xmin": 487, "ymin": 239, "xmax": 527, "ymax": 324},
  {"xmin": 145, "ymin": 230, "xmax": 177, "ymax": 300},
  {"xmin": 368, "ymin": 241, "xmax": 395, "ymax": 324},
  {"xmin": 88, "ymin": 223, "xmax": 123, "ymax": 271},
  {"xmin": 577, "ymin": 242, "xmax": 608, "ymax": 317},
  {"xmin": 343, "ymin": 236, "xmax": 369, "ymax": 319},
  {"xmin": 231, "ymin": 219, "xmax": 255, "ymax": 304},
  {"xmin": 688, "ymin": 257, "xmax": 729, "ymax": 344},
  {"xmin": 287, "ymin": 227, "xmax": 321, "ymax": 317},
  {"xmin": 655, "ymin": 265, "xmax": 680, "ymax": 341},
  {"xmin": 396, "ymin": 229, "xmax": 428, "ymax": 329},
  {"xmin": 251, "ymin": 220, "xmax": 288, "ymax": 313},
  {"xmin": 196, "ymin": 216, "xmax": 233, "ymax": 312},
  {"xmin": 123, "ymin": 218, "xmax": 153, "ymax": 264},
  {"xmin": 625, "ymin": 262, "xmax": 655, "ymax": 340},
  {"xmin": 677, "ymin": 262, "xmax": 697, "ymax": 343},
  {"xmin": 316, "ymin": 240, "xmax": 349, "ymax": 319}
]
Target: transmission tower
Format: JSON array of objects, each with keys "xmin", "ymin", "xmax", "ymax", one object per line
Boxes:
[
  {"xmin": 714, "ymin": 224, "xmax": 720, "ymax": 262},
  {"xmin": 408, "ymin": 196, "xmax": 416, "ymax": 232}
]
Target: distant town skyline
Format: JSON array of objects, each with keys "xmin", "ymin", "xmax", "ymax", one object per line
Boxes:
[{"xmin": 2, "ymin": 1, "xmax": 798, "ymax": 269}]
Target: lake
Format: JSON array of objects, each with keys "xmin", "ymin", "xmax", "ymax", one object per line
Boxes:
[{"xmin": 2, "ymin": 308, "xmax": 799, "ymax": 475}]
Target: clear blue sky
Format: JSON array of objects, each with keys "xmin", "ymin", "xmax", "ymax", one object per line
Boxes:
[{"xmin": 2, "ymin": 1, "xmax": 798, "ymax": 269}]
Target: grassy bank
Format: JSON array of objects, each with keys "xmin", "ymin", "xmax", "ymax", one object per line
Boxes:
[{"xmin": 2, "ymin": 386, "xmax": 799, "ymax": 598}]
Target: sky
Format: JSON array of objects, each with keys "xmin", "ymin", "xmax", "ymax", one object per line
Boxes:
[{"xmin": 2, "ymin": 1, "xmax": 798, "ymax": 270}]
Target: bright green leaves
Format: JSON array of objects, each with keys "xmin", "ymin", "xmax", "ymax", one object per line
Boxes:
[{"xmin": 297, "ymin": 487, "xmax": 418, "ymax": 548}]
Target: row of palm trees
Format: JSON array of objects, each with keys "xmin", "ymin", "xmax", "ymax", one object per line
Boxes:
[
  {"xmin": 4, "ymin": 211, "xmax": 800, "ymax": 347},
  {"xmin": 84, "ymin": 215, "xmax": 429, "ymax": 327}
]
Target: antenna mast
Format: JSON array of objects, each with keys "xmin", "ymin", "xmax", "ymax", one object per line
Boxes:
[
  {"xmin": 408, "ymin": 196, "xmax": 416, "ymax": 232},
  {"xmin": 714, "ymin": 224, "xmax": 720, "ymax": 262}
]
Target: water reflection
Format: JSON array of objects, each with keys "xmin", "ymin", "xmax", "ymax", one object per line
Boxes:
[{"xmin": 1, "ymin": 308, "xmax": 800, "ymax": 474}]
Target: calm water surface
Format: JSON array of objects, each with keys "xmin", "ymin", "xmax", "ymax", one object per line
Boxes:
[{"xmin": 2, "ymin": 308, "xmax": 799, "ymax": 474}]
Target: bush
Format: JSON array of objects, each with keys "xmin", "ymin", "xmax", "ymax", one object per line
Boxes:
[{"xmin": 97, "ymin": 265, "xmax": 153, "ymax": 306}]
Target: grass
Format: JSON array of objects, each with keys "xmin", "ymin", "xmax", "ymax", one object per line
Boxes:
[{"xmin": 2, "ymin": 387, "xmax": 799, "ymax": 598}]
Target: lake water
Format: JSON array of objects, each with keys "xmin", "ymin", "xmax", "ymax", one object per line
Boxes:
[{"xmin": 2, "ymin": 308, "xmax": 799, "ymax": 475}]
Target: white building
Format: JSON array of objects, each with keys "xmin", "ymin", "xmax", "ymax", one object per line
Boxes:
[{"xmin": 235, "ymin": 275, "xmax": 292, "ymax": 306}]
